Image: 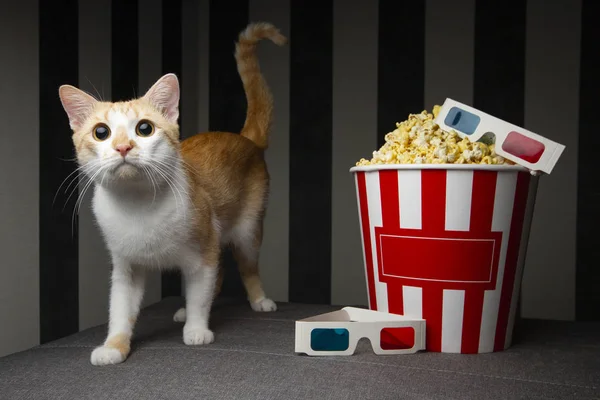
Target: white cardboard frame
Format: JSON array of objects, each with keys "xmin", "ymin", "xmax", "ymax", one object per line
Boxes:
[
  {"xmin": 435, "ymin": 98, "xmax": 566, "ymax": 174},
  {"xmin": 295, "ymin": 307, "xmax": 426, "ymax": 356}
]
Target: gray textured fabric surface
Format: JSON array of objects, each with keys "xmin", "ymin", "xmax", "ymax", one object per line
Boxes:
[{"xmin": 0, "ymin": 297, "xmax": 599, "ymax": 399}]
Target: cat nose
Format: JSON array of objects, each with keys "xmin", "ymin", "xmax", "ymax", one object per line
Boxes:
[{"xmin": 115, "ymin": 144, "xmax": 133, "ymax": 157}]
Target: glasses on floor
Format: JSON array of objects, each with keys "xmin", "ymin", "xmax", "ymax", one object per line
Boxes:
[
  {"xmin": 435, "ymin": 98, "xmax": 566, "ymax": 174},
  {"xmin": 295, "ymin": 307, "xmax": 425, "ymax": 356}
]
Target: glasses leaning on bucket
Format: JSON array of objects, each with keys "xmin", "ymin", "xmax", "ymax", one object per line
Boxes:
[
  {"xmin": 435, "ymin": 98, "xmax": 566, "ymax": 174},
  {"xmin": 295, "ymin": 307, "xmax": 426, "ymax": 356}
]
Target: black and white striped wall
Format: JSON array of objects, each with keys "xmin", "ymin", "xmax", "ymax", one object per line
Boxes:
[{"xmin": 1, "ymin": 0, "xmax": 597, "ymax": 357}]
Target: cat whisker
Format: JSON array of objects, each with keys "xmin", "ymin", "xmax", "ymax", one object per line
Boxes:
[
  {"xmin": 140, "ymin": 164, "xmax": 158, "ymax": 205},
  {"xmin": 146, "ymin": 157, "xmax": 183, "ymax": 182},
  {"xmin": 58, "ymin": 157, "xmax": 78, "ymax": 162},
  {"xmin": 71, "ymin": 165, "xmax": 106, "ymax": 237},
  {"xmin": 74, "ymin": 165, "xmax": 105, "ymax": 215},
  {"xmin": 85, "ymin": 76, "xmax": 103, "ymax": 101},
  {"xmin": 147, "ymin": 164, "xmax": 184, "ymax": 212},
  {"xmin": 64, "ymin": 175, "xmax": 82, "ymax": 210},
  {"xmin": 154, "ymin": 162, "xmax": 190, "ymax": 202},
  {"xmin": 99, "ymin": 167, "xmax": 110, "ymax": 187},
  {"xmin": 157, "ymin": 154, "xmax": 198, "ymax": 172},
  {"xmin": 146, "ymin": 162, "xmax": 190, "ymax": 215},
  {"xmin": 74, "ymin": 164, "xmax": 107, "ymax": 212},
  {"xmin": 53, "ymin": 160, "xmax": 102, "ymax": 208},
  {"xmin": 55, "ymin": 170, "xmax": 84, "ymax": 209},
  {"xmin": 63, "ymin": 161, "xmax": 102, "ymax": 193},
  {"xmin": 150, "ymin": 159, "xmax": 192, "ymax": 194},
  {"xmin": 159, "ymin": 154, "xmax": 203, "ymax": 179},
  {"xmin": 61, "ymin": 170, "xmax": 99, "ymax": 212}
]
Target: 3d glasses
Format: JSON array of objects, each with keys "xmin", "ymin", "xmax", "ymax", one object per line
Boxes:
[
  {"xmin": 295, "ymin": 307, "xmax": 425, "ymax": 356},
  {"xmin": 435, "ymin": 98, "xmax": 566, "ymax": 174}
]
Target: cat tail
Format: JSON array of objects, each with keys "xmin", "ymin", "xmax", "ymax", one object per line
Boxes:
[{"xmin": 235, "ymin": 22, "xmax": 287, "ymax": 150}]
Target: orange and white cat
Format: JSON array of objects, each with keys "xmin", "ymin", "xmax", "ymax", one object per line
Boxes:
[{"xmin": 58, "ymin": 22, "xmax": 287, "ymax": 366}]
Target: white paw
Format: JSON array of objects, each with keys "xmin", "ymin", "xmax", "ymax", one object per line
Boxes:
[
  {"xmin": 183, "ymin": 325, "xmax": 215, "ymax": 345},
  {"xmin": 90, "ymin": 346, "xmax": 126, "ymax": 366},
  {"xmin": 251, "ymin": 297, "xmax": 277, "ymax": 312},
  {"xmin": 173, "ymin": 307, "xmax": 186, "ymax": 322}
]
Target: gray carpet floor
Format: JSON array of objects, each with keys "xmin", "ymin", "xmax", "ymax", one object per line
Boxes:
[{"xmin": 0, "ymin": 297, "xmax": 599, "ymax": 399}]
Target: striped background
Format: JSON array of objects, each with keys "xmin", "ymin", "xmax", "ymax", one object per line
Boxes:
[{"xmin": 0, "ymin": 0, "xmax": 596, "ymax": 357}]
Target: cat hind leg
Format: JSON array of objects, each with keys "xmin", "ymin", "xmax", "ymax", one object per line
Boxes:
[{"xmin": 231, "ymin": 219, "xmax": 276, "ymax": 312}]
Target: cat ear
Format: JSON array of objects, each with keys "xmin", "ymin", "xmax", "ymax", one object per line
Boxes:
[
  {"xmin": 142, "ymin": 73, "xmax": 180, "ymax": 123},
  {"xmin": 58, "ymin": 85, "xmax": 98, "ymax": 131}
]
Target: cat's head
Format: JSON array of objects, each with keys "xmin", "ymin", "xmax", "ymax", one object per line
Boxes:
[{"xmin": 58, "ymin": 74, "xmax": 180, "ymax": 184}]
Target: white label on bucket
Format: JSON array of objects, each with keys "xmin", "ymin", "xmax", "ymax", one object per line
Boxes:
[
  {"xmin": 365, "ymin": 171, "xmax": 389, "ymax": 312},
  {"xmin": 445, "ymin": 171, "xmax": 473, "ymax": 231},
  {"xmin": 398, "ymin": 170, "xmax": 422, "ymax": 229},
  {"xmin": 479, "ymin": 172, "xmax": 518, "ymax": 353},
  {"xmin": 403, "ymin": 286, "xmax": 423, "ymax": 318},
  {"xmin": 442, "ymin": 289, "xmax": 465, "ymax": 353}
]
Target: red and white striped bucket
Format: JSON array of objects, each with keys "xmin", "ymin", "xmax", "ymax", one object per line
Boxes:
[{"xmin": 350, "ymin": 164, "xmax": 539, "ymax": 354}]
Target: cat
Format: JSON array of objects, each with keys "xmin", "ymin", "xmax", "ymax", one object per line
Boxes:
[{"xmin": 58, "ymin": 22, "xmax": 287, "ymax": 366}]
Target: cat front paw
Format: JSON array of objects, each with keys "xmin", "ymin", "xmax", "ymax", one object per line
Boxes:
[
  {"xmin": 183, "ymin": 325, "xmax": 214, "ymax": 345},
  {"xmin": 251, "ymin": 297, "xmax": 277, "ymax": 312},
  {"xmin": 90, "ymin": 346, "xmax": 126, "ymax": 366}
]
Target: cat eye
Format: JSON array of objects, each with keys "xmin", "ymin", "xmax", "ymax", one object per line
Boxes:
[
  {"xmin": 93, "ymin": 123, "xmax": 111, "ymax": 141},
  {"xmin": 136, "ymin": 120, "xmax": 155, "ymax": 137}
]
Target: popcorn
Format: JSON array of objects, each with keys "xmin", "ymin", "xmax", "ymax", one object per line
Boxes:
[{"xmin": 356, "ymin": 105, "xmax": 514, "ymax": 167}]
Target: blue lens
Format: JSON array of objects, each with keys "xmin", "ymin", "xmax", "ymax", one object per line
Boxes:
[
  {"xmin": 310, "ymin": 328, "xmax": 350, "ymax": 351},
  {"xmin": 444, "ymin": 106, "xmax": 480, "ymax": 135}
]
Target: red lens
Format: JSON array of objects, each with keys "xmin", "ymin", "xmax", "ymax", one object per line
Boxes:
[
  {"xmin": 501, "ymin": 131, "xmax": 545, "ymax": 163},
  {"xmin": 380, "ymin": 327, "xmax": 415, "ymax": 350}
]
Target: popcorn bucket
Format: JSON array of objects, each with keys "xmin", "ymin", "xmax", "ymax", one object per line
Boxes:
[{"xmin": 350, "ymin": 164, "xmax": 539, "ymax": 354}]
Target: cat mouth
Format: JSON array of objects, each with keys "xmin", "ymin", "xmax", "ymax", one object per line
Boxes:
[
  {"xmin": 109, "ymin": 158, "xmax": 140, "ymax": 174},
  {"xmin": 114, "ymin": 157, "xmax": 138, "ymax": 168},
  {"xmin": 109, "ymin": 161, "xmax": 142, "ymax": 180}
]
